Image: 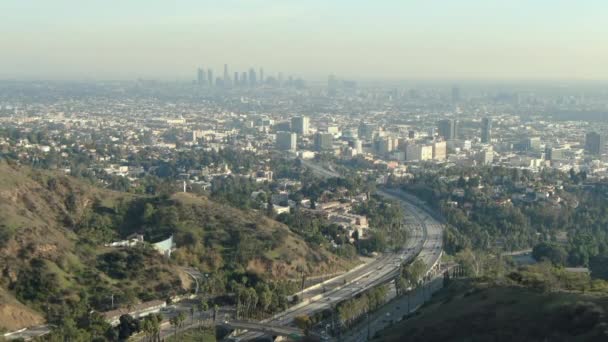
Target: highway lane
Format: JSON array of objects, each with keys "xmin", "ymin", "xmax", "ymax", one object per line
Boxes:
[{"xmin": 232, "ymin": 186, "xmax": 443, "ymax": 341}]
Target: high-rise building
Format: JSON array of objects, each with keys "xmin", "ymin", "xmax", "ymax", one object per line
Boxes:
[
  {"xmin": 314, "ymin": 132, "xmax": 334, "ymax": 151},
  {"xmin": 207, "ymin": 69, "xmax": 213, "ymax": 86},
  {"xmin": 276, "ymin": 131, "xmax": 297, "ymax": 152},
  {"xmin": 351, "ymin": 139, "xmax": 363, "ymax": 154},
  {"xmin": 249, "ymin": 68, "xmax": 257, "ymax": 86},
  {"xmin": 259, "ymin": 68, "xmax": 264, "ymax": 84},
  {"xmin": 328, "ymin": 74, "xmax": 338, "ymax": 95},
  {"xmin": 481, "ymin": 117, "xmax": 492, "ymax": 143},
  {"xmin": 197, "ymin": 68, "xmax": 206, "ymax": 85},
  {"xmin": 451, "ymin": 86, "xmax": 461, "ymax": 102},
  {"xmin": 291, "ymin": 116, "xmax": 310, "ymax": 135},
  {"xmin": 406, "ymin": 144, "xmax": 433, "ymax": 161},
  {"xmin": 241, "ymin": 72, "xmax": 248, "ymax": 85},
  {"xmin": 358, "ymin": 122, "xmax": 376, "ymax": 140},
  {"xmin": 438, "ymin": 119, "xmax": 458, "ymax": 140},
  {"xmin": 274, "ymin": 121, "xmax": 291, "ymax": 132},
  {"xmin": 478, "ymin": 147, "xmax": 494, "ymax": 165},
  {"xmin": 432, "ymin": 141, "xmax": 447, "ymax": 161},
  {"xmin": 223, "ymin": 64, "xmax": 230, "ymax": 86},
  {"xmin": 585, "ymin": 132, "xmax": 604, "ymax": 155},
  {"xmin": 374, "ymin": 137, "xmax": 394, "ymax": 156},
  {"xmin": 234, "ymin": 72, "xmax": 239, "ymax": 86},
  {"xmin": 525, "ymin": 137, "xmax": 541, "ymax": 151}
]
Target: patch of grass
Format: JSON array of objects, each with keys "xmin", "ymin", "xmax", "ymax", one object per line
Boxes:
[{"xmin": 165, "ymin": 327, "xmax": 216, "ymax": 342}]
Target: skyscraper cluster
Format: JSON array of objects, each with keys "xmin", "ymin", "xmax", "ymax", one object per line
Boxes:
[{"xmin": 196, "ymin": 65, "xmax": 270, "ymax": 88}]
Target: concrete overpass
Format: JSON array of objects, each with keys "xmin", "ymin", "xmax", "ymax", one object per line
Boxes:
[{"xmin": 223, "ymin": 321, "xmax": 303, "ymax": 341}]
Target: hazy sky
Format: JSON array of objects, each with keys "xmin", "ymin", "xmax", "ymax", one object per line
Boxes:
[{"xmin": 1, "ymin": 0, "xmax": 607, "ymax": 80}]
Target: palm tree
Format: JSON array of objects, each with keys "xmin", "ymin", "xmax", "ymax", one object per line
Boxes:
[
  {"xmin": 176, "ymin": 312, "xmax": 186, "ymax": 337},
  {"xmin": 169, "ymin": 316, "xmax": 179, "ymax": 339}
]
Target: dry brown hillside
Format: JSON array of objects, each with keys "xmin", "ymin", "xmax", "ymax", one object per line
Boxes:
[{"xmin": 0, "ymin": 162, "xmax": 353, "ymax": 330}]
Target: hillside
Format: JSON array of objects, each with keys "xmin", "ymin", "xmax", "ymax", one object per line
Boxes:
[
  {"xmin": 168, "ymin": 192, "xmax": 352, "ymax": 277},
  {"xmin": 374, "ymin": 279, "xmax": 608, "ymax": 342},
  {"xmin": 0, "ymin": 161, "xmax": 352, "ymax": 331}
]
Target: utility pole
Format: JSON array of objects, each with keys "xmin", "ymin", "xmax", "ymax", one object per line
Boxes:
[
  {"xmin": 111, "ymin": 294, "xmax": 114, "ymax": 309},
  {"xmin": 300, "ymin": 270, "xmax": 306, "ymax": 301}
]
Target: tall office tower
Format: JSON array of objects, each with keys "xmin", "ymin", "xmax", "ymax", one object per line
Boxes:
[
  {"xmin": 406, "ymin": 144, "xmax": 433, "ymax": 161},
  {"xmin": 241, "ymin": 72, "xmax": 248, "ymax": 85},
  {"xmin": 432, "ymin": 141, "xmax": 447, "ymax": 161},
  {"xmin": 259, "ymin": 68, "xmax": 264, "ymax": 84},
  {"xmin": 223, "ymin": 64, "xmax": 230, "ymax": 86},
  {"xmin": 451, "ymin": 85, "xmax": 461, "ymax": 102},
  {"xmin": 207, "ymin": 69, "xmax": 213, "ymax": 86},
  {"xmin": 197, "ymin": 68, "xmax": 206, "ymax": 85},
  {"xmin": 234, "ymin": 72, "xmax": 239, "ymax": 86},
  {"xmin": 585, "ymin": 131, "xmax": 604, "ymax": 155},
  {"xmin": 438, "ymin": 119, "xmax": 459, "ymax": 140},
  {"xmin": 520, "ymin": 137, "xmax": 541, "ymax": 151},
  {"xmin": 373, "ymin": 136, "xmax": 394, "ymax": 155},
  {"xmin": 291, "ymin": 116, "xmax": 310, "ymax": 135},
  {"xmin": 276, "ymin": 131, "xmax": 297, "ymax": 152},
  {"xmin": 481, "ymin": 117, "xmax": 492, "ymax": 143},
  {"xmin": 358, "ymin": 122, "xmax": 376, "ymax": 140},
  {"xmin": 278, "ymin": 72, "xmax": 284, "ymax": 86},
  {"xmin": 328, "ymin": 74, "xmax": 338, "ymax": 95},
  {"xmin": 314, "ymin": 132, "xmax": 334, "ymax": 151},
  {"xmin": 478, "ymin": 147, "xmax": 494, "ymax": 165},
  {"xmin": 249, "ymin": 68, "xmax": 257, "ymax": 86},
  {"xmin": 351, "ymin": 139, "xmax": 363, "ymax": 154}
]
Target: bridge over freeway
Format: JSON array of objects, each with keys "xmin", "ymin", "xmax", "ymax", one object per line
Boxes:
[{"xmin": 222, "ymin": 320, "xmax": 304, "ymax": 340}]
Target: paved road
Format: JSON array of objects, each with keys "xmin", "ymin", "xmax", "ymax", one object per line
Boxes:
[
  {"xmin": 4, "ymin": 325, "xmax": 51, "ymax": 341},
  {"xmin": 232, "ymin": 161, "xmax": 444, "ymax": 341}
]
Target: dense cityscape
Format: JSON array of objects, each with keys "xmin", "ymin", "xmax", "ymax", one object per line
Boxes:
[
  {"xmin": 3, "ymin": 1, "xmax": 608, "ymax": 341},
  {"xmin": 1, "ymin": 74, "xmax": 608, "ymax": 341}
]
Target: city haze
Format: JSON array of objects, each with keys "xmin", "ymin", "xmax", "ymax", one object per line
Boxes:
[{"xmin": 2, "ymin": 0, "xmax": 608, "ymax": 80}]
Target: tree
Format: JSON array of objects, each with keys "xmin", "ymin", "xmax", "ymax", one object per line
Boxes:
[
  {"xmin": 142, "ymin": 314, "xmax": 162, "ymax": 342},
  {"xmin": 532, "ymin": 242, "xmax": 568, "ymax": 266},
  {"xmin": 455, "ymin": 248, "xmax": 484, "ymax": 277},
  {"xmin": 213, "ymin": 304, "xmax": 220, "ymax": 322},
  {"xmin": 118, "ymin": 314, "xmax": 140, "ymax": 339},
  {"xmin": 177, "ymin": 312, "xmax": 186, "ymax": 336},
  {"xmin": 294, "ymin": 314, "xmax": 312, "ymax": 334},
  {"xmin": 197, "ymin": 299, "xmax": 209, "ymax": 323},
  {"xmin": 589, "ymin": 255, "xmax": 608, "ymax": 280},
  {"xmin": 169, "ymin": 312, "xmax": 186, "ymax": 338}
]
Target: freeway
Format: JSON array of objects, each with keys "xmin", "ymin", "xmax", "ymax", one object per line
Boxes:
[{"xmin": 232, "ymin": 162, "xmax": 443, "ymax": 341}]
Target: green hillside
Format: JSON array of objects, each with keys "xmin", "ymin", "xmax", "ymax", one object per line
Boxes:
[
  {"xmin": 375, "ymin": 276, "xmax": 608, "ymax": 342},
  {"xmin": 0, "ymin": 161, "xmax": 351, "ymax": 331}
]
